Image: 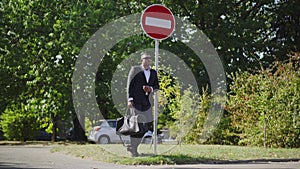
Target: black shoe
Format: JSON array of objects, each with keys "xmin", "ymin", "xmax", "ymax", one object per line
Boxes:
[
  {"xmin": 127, "ymin": 146, "xmax": 139, "ymax": 157},
  {"xmin": 131, "ymin": 152, "xmax": 139, "ymax": 157}
]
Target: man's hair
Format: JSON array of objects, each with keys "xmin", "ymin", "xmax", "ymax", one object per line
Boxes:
[
  {"xmin": 140, "ymin": 52, "xmax": 151, "ymax": 60},
  {"xmin": 141, "ymin": 52, "xmax": 151, "ymax": 55}
]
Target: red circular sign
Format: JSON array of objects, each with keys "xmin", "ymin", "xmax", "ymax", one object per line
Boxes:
[{"xmin": 141, "ymin": 4, "xmax": 175, "ymax": 40}]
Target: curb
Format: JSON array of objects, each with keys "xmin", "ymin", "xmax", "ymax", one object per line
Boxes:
[{"xmin": 205, "ymin": 158, "xmax": 300, "ymax": 164}]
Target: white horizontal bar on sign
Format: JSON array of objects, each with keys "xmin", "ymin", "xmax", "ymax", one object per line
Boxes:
[{"xmin": 145, "ymin": 16, "xmax": 171, "ymax": 29}]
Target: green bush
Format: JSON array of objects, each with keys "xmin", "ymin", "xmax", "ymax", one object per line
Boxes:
[
  {"xmin": 162, "ymin": 54, "xmax": 299, "ymax": 148},
  {"xmin": 0, "ymin": 103, "xmax": 40, "ymax": 142},
  {"xmin": 168, "ymin": 87, "xmax": 210, "ymax": 144},
  {"xmin": 205, "ymin": 111, "xmax": 241, "ymax": 145},
  {"xmin": 226, "ymin": 54, "xmax": 300, "ymax": 148}
]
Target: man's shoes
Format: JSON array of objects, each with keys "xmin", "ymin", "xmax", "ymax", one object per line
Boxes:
[
  {"xmin": 131, "ymin": 152, "xmax": 139, "ymax": 157},
  {"xmin": 127, "ymin": 146, "xmax": 139, "ymax": 157}
]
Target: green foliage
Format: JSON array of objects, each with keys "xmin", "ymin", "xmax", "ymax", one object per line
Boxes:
[
  {"xmin": 169, "ymin": 87, "xmax": 207, "ymax": 144},
  {"xmin": 157, "ymin": 66, "xmax": 182, "ymax": 129},
  {"xmin": 0, "ymin": 103, "xmax": 40, "ymax": 141},
  {"xmin": 163, "ymin": 0, "xmax": 300, "ymax": 72},
  {"xmin": 227, "ymin": 54, "xmax": 300, "ymax": 148},
  {"xmin": 205, "ymin": 111, "xmax": 241, "ymax": 145}
]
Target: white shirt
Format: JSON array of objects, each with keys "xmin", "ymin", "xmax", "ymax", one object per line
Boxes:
[{"xmin": 144, "ymin": 68, "xmax": 151, "ymax": 83}]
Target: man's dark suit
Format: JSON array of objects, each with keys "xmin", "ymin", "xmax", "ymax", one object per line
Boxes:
[{"xmin": 127, "ymin": 66, "xmax": 159, "ymax": 119}]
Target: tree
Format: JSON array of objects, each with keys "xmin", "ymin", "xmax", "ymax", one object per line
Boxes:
[
  {"xmin": 0, "ymin": 0, "xmax": 91, "ymax": 141},
  {"xmin": 163, "ymin": 0, "xmax": 300, "ymax": 72}
]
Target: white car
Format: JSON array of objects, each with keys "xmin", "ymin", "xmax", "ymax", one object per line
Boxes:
[{"xmin": 88, "ymin": 119, "xmax": 158, "ymax": 144}]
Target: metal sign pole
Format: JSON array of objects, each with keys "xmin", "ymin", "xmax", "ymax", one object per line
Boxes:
[
  {"xmin": 153, "ymin": 39, "xmax": 159, "ymax": 155},
  {"xmin": 141, "ymin": 4, "xmax": 174, "ymax": 155}
]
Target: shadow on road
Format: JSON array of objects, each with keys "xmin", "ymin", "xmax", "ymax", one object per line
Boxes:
[{"xmin": 0, "ymin": 162, "xmax": 51, "ymax": 169}]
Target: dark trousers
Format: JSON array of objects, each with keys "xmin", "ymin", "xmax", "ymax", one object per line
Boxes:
[{"xmin": 129, "ymin": 122, "xmax": 152, "ymax": 154}]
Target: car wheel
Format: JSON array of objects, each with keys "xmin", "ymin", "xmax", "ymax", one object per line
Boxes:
[{"xmin": 98, "ymin": 135, "xmax": 110, "ymax": 144}]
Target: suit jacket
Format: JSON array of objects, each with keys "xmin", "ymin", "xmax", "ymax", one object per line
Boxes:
[{"xmin": 127, "ymin": 66, "xmax": 159, "ymax": 116}]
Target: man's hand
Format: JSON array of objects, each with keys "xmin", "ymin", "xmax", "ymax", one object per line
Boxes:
[
  {"xmin": 143, "ymin": 85, "xmax": 152, "ymax": 93},
  {"xmin": 128, "ymin": 101, "xmax": 134, "ymax": 108}
]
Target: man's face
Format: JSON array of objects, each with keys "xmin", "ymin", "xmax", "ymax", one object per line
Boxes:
[{"xmin": 141, "ymin": 55, "xmax": 152, "ymax": 67}]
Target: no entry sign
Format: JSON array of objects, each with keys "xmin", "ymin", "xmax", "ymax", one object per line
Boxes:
[{"xmin": 141, "ymin": 4, "xmax": 175, "ymax": 40}]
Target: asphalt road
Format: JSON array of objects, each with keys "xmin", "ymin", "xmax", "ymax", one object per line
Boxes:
[{"xmin": 0, "ymin": 145, "xmax": 299, "ymax": 169}]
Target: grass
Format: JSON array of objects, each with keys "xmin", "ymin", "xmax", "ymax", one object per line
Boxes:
[{"xmin": 50, "ymin": 143, "xmax": 300, "ymax": 165}]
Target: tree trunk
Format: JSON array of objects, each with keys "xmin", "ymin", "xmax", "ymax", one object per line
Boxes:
[
  {"xmin": 51, "ymin": 114, "xmax": 57, "ymax": 142},
  {"xmin": 72, "ymin": 115, "xmax": 87, "ymax": 141}
]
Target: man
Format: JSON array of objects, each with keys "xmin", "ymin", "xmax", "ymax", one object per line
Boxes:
[{"xmin": 126, "ymin": 52, "xmax": 159, "ymax": 157}]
